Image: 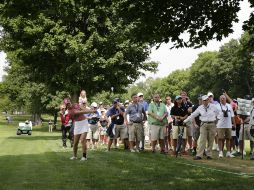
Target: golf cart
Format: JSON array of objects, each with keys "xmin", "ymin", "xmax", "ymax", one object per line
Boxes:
[{"xmin": 17, "ymin": 120, "xmax": 32, "ymax": 135}]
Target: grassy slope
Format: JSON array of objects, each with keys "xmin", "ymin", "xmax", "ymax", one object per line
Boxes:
[{"xmin": 0, "ymin": 115, "xmax": 253, "ymax": 190}]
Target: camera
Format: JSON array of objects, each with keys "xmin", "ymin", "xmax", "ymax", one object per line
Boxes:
[
  {"xmin": 223, "ymin": 110, "xmax": 228, "ymax": 117},
  {"xmin": 221, "ymin": 89, "xmax": 226, "ymax": 93}
]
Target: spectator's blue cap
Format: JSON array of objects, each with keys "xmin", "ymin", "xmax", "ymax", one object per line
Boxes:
[
  {"xmin": 113, "ymin": 98, "xmax": 120, "ymax": 104},
  {"xmin": 175, "ymin": 95, "xmax": 182, "ymax": 100}
]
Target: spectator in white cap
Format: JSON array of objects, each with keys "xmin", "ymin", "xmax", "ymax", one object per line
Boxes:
[
  {"xmin": 208, "ymin": 92, "xmax": 218, "ymax": 105},
  {"xmin": 124, "ymin": 100, "xmax": 130, "ymax": 109},
  {"xmin": 137, "ymin": 92, "xmax": 149, "ymax": 151},
  {"xmin": 86, "ymin": 102, "xmax": 101, "ymax": 149},
  {"xmin": 184, "ymin": 95, "xmax": 219, "ymax": 160}
]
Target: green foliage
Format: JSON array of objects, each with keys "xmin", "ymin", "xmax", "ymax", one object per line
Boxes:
[
  {"xmin": 116, "ymin": 0, "xmax": 242, "ymax": 48},
  {"xmin": 121, "ymin": 32, "xmax": 254, "ymax": 102},
  {"xmin": 0, "ymin": 94, "xmax": 15, "ymax": 113},
  {"xmin": 0, "ymin": 0, "xmax": 157, "ymax": 96}
]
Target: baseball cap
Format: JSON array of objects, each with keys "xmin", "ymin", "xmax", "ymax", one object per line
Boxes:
[
  {"xmin": 113, "ymin": 98, "xmax": 120, "ymax": 104},
  {"xmin": 91, "ymin": 102, "xmax": 98, "ymax": 108},
  {"xmin": 207, "ymin": 92, "xmax": 214, "ymax": 97},
  {"xmin": 202, "ymin": 95, "xmax": 209, "ymax": 101},
  {"xmin": 137, "ymin": 92, "xmax": 144, "ymax": 97},
  {"xmin": 175, "ymin": 95, "xmax": 182, "ymax": 100}
]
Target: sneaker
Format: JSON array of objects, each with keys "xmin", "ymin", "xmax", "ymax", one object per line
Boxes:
[
  {"xmin": 231, "ymin": 150, "xmax": 237, "ymax": 155},
  {"xmin": 70, "ymin": 156, "xmax": 77, "ymax": 160},
  {"xmin": 226, "ymin": 151, "xmax": 235, "ymax": 158},
  {"xmin": 193, "ymin": 156, "xmax": 202, "ymax": 160},
  {"xmin": 219, "ymin": 151, "xmax": 223, "ymax": 158},
  {"xmin": 135, "ymin": 149, "xmax": 140, "ymax": 153},
  {"xmin": 80, "ymin": 157, "xmax": 87, "ymax": 161},
  {"xmin": 214, "ymin": 144, "xmax": 219, "ymax": 152},
  {"xmin": 130, "ymin": 149, "xmax": 136, "ymax": 153}
]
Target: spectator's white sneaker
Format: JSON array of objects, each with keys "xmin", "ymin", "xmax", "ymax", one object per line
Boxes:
[
  {"xmin": 135, "ymin": 149, "xmax": 140, "ymax": 153},
  {"xmin": 226, "ymin": 152, "xmax": 235, "ymax": 158},
  {"xmin": 80, "ymin": 157, "xmax": 87, "ymax": 161},
  {"xmin": 130, "ymin": 149, "xmax": 136, "ymax": 153},
  {"xmin": 231, "ymin": 150, "xmax": 237, "ymax": 155},
  {"xmin": 219, "ymin": 151, "xmax": 223, "ymax": 158},
  {"xmin": 70, "ymin": 156, "xmax": 77, "ymax": 160}
]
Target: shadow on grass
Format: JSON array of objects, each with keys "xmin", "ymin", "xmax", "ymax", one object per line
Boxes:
[
  {"xmin": 7, "ymin": 136, "xmax": 61, "ymax": 141},
  {"xmin": 0, "ymin": 149, "xmax": 253, "ymax": 190}
]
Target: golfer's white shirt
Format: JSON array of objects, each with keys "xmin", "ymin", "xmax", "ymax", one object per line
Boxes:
[{"xmin": 190, "ymin": 103, "xmax": 219, "ymax": 122}]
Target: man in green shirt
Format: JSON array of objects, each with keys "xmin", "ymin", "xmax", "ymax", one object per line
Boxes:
[{"xmin": 148, "ymin": 94, "xmax": 168, "ymax": 153}]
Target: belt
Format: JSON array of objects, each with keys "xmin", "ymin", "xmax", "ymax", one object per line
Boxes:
[
  {"xmin": 201, "ymin": 121, "xmax": 215, "ymax": 124},
  {"xmin": 130, "ymin": 121, "xmax": 142, "ymax": 124}
]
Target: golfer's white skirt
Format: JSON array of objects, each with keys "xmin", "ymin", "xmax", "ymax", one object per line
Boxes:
[{"xmin": 74, "ymin": 120, "xmax": 89, "ymax": 135}]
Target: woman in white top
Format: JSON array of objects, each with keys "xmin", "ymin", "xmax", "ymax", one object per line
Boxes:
[{"xmin": 79, "ymin": 90, "xmax": 88, "ymax": 105}]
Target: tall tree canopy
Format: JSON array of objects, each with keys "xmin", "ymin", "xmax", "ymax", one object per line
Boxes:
[
  {"xmin": 0, "ymin": 0, "xmax": 157, "ymax": 97},
  {"xmin": 117, "ymin": 0, "xmax": 243, "ymax": 48}
]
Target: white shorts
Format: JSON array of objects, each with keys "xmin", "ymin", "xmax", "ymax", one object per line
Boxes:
[{"xmin": 74, "ymin": 120, "xmax": 89, "ymax": 135}]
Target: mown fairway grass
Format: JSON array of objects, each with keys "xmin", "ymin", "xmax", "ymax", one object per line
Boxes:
[{"xmin": 0, "ymin": 115, "xmax": 253, "ymax": 190}]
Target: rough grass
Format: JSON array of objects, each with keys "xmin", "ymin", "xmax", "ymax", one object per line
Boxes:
[{"xmin": 0, "ymin": 114, "xmax": 253, "ymax": 190}]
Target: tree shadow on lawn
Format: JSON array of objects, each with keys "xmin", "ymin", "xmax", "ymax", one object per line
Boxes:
[{"xmin": 0, "ymin": 150, "xmax": 253, "ymax": 190}]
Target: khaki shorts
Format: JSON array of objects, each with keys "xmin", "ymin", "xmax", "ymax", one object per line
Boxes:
[
  {"xmin": 114, "ymin": 124, "xmax": 128, "ymax": 140},
  {"xmin": 239, "ymin": 125, "xmax": 254, "ymax": 141},
  {"xmin": 186, "ymin": 124, "xmax": 193, "ymax": 137},
  {"xmin": 217, "ymin": 128, "xmax": 232, "ymax": 139},
  {"xmin": 86, "ymin": 124, "xmax": 99, "ymax": 140},
  {"xmin": 150, "ymin": 125, "xmax": 166, "ymax": 141},
  {"xmin": 172, "ymin": 125, "xmax": 187, "ymax": 139},
  {"xmin": 128, "ymin": 122, "xmax": 143, "ymax": 141}
]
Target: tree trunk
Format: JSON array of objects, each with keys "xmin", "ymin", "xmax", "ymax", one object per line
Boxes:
[
  {"xmin": 72, "ymin": 90, "xmax": 79, "ymax": 103},
  {"xmin": 32, "ymin": 113, "xmax": 42, "ymax": 126}
]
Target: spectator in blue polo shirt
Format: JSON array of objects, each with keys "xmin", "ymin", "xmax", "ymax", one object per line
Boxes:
[{"xmin": 106, "ymin": 98, "xmax": 128, "ymax": 151}]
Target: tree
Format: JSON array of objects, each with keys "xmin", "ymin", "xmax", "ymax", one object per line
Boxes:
[
  {"xmin": 116, "ymin": 0, "xmax": 242, "ymax": 48},
  {"xmin": 0, "ymin": 0, "xmax": 157, "ymax": 99},
  {"xmin": 188, "ymin": 51, "xmax": 219, "ymax": 98}
]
